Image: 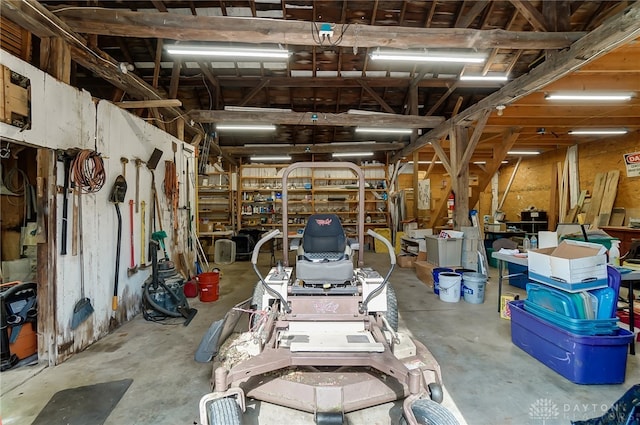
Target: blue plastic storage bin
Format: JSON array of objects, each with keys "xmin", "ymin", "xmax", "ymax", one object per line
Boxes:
[
  {"xmin": 510, "ymin": 300, "xmax": 633, "ymax": 384},
  {"xmin": 523, "ymin": 300, "xmax": 618, "ymax": 335},
  {"xmin": 508, "ymin": 263, "xmax": 528, "ymax": 289}
]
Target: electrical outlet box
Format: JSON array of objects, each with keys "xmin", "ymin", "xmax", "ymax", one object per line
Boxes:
[{"xmin": 319, "ymin": 23, "xmax": 334, "ymax": 37}]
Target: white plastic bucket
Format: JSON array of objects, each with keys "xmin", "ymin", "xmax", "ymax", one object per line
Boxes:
[
  {"xmin": 438, "ymin": 272, "xmax": 461, "ymax": 303},
  {"xmin": 462, "ymin": 272, "xmax": 487, "ymax": 304}
]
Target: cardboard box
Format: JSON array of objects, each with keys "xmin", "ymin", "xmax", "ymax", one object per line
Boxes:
[
  {"xmin": 500, "ymin": 293, "xmax": 520, "ymax": 320},
  {"xmin": 414, "ymin": 260, "xmax": 436, "ymax": 285},
  {"xmin": 485, "ymin": 223, "xmax": 506, "ymax": 232},
  {"xmin": 527, "ymin": 240, "xmax": 608, "ymax": 292},
  {"xmin": 417, "ymin": 251, "xmax": 427, "ymax": 262},
  {"xmin": 199, "ymin": 221, "xmax": 214, "ymax": 233},
  {"xmin": 397, "ymin": 254, "xmax": 416, "ymax": 268}
]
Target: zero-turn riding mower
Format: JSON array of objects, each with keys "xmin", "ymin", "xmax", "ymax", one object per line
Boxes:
[{"xmin": 196, "ymin": 162, "xmax": 458, "ymax": 425}]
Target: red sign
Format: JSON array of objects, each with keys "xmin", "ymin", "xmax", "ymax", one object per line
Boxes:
[{"xmin": 624, "ymin": 151, "xmax": 640, "ymax": 177}]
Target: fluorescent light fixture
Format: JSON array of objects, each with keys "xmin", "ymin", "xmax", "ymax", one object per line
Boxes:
[
  {"xmin": 355, "ymin": 127, "xmax": 413, "ymax": 134},
  {"xmin": 216, "ymin": 124, "xmax": 276, "ymax": 131},
  {"xmin": 408, "ymin": 161, "xmax": 443, "ymax": 164},
  {"xmin": 568, "ymin": 129, "xmax": 628, "ymax": 135},
  {"xmin": 460, "ymin": 75, "xmax": 508, "ymax": 81},
  {"xmin": 508, "ymin": 151, "xmax": 540, "ymax": 155},
  {"xmin": 165, "ymin": 45, "xmax": 290, "ymax": 59},
  {"xmin": 245, "ymin": 143, "xmax": 292, "ymax": 147},
  {"xmin": 250, "ymin": 155, "xmax": 291, "ymax": 161},
  {"xmin": 545, "ymin": 93, "xmax": 633, "ymax": 101},
  {"xmin": 332, "ymin": 152, "xmax": 374, "ymax": 158},
  {"xmin": 473, "ymin": 161, "xmax": 487, "ymax": 165},
  {"xmin": 370, "ymin": 49, "xmax": 486, "ymax": 64},
  {"xmin": 224, "ymin": 106, "xmax": 293, "ymax": 113},
  {"xmin": 329, "ymin": 141, "xmax": 377, "ymax": 146},
  {"xmin": 501, "ymin": 161, "xmax": 508, "ymax": 164}
]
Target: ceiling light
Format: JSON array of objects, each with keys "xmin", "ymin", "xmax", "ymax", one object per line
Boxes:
[
  {"xmin": 332, "ymin": 152, "xmax": 374, "ymax": 158},
  {"xmin": 473, "ymin": 161, "xmax": 487, "ymax": 165},
  {"xmin": 545, "ymin": 93, "xmax": 633, "ymax": 101},
  {"xmin": 370, "ymin": 49, "xmax": 486, "ymax": 64},
  {"xmin": 250, "ymin": 155, "xmax": 291, "ymax": 162},
  {"xmin": 568, "ymin": 129, "xmax": 628, "ymax": 135},
  {"xmin": 245, "ymin": 143, "xmax": 292, "ymax": 147},
  {"xmin": 508, "ymin": 151, "xmax": 540, "ymax": 155},
  {"xmin": 355, "ymin": 127, "xmax": 412, "ymax": 134},
  {"xmin": 329, "ymin": 141, "xmax": 377, "ymax": 146},
  {"xmin": 495, "ymin": 104, "xmax": 506, "ymax": 116},
  {"xmin": 460, "ymin": 75, "xmax": 508, "ymax": 81},
  {"xmin": 165, "ymin": 45, "xmax": 290, "ymax": 59},
  {"xmin": 408, "ymin": 161, "xmax": 443, "ymax": 164},
  {"xmin": 216, "ymin": 124, "xmax": 276, "ymax": 131}
]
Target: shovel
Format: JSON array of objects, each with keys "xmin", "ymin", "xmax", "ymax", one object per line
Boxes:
[
  {"xmin": 110, "ymin": 175, "xmax": 127, "ymax": 311},
  {"xmin": 71, "ymin": 187, "xmax": 94, "ymax": 329}
]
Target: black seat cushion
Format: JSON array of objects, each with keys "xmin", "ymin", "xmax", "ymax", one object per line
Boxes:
[{"xmin": 302, "ymin": 214, "xmax": 346, "ymax": 255}]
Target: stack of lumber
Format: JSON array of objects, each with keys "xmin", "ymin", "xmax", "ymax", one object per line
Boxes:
[{"xmin": 582, "ymin": 170, "xmax": 620, "ymax": 228}]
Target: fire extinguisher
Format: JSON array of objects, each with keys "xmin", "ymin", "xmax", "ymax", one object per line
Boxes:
[{"xmin": 447, "ymin": 192, "xmax": 455, "ymax": 218}]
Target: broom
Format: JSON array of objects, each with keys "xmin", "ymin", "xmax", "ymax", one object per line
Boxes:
[{"xmin": 71, "ymin": 187, "xmax": 94, "ymax": 329}]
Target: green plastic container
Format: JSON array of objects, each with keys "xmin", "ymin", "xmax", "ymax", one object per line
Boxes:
[{"xmin": 560, "ymin": 235, "xmax": 616, "ymax": 250}]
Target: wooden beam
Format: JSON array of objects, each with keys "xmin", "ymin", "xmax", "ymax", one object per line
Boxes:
[
  {"xmin": 548, "ymin": 163, "xmax": 559, "ymax": 231},
  {"xmin": 169, "ymin": 58, "xmax": 181, "ymax": 99},
  {"xmin": 509, "ymin": 0, "xmax": 549, "ymax": 32},
  {"xmin": 455, "ymin": 1, "xmax": 489, "ymax": 28},
  {"xmin": 498, "ymin": 156, "xmax": 522, "ymax": 211},
  {"xmin": 189, "ymin": 110, "xmax": 444, "ymax": 127},
  {"xmin": 450, "ymin": 124, "xmax": 471, "ymax": 228},
  {"xmin": 357, "ymin": 79, "xmax": 395, "ymax": 114},
  {"xmin": 152, "ymin": 38, "xmax": 163, "ymax": 89},
  {"xmin": 221, "ymin": 142, "xmax": 404, "ymax": 155},
  {"xmin": 51, "ymin": 8, "xmax": 585, "ymax": 50},
  {"xmin": 114, "ymin": 99, "xmax": 183, "ymax": 108},
  {"xmin": 40, "ymin": 37, "xmax": 71, "ymax": 83},
  {"xmin": 468, "ymin": 127, "xmax": 521, "ymax": 210},
  {"xmin": 457, "ymin": 110, "xmax": 491, "ymax": 177},
  {"xmin": 238, "ymin": 79, "xmax": 269, "ymax": 107},
  {"xmin": 393, "ymin": 2, "xmax": 640, "ymax": 161}
]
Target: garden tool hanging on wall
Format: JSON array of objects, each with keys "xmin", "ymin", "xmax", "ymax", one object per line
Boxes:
[{"xmin": 109, "ymin": 175, "xmax": 127, "ymax": 311}]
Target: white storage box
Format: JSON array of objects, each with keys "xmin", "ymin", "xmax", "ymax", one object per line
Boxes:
[
  {"xmin": 214, "ymin": 239, "xmax": 236, "ymax": 264},
  {"xmin": 527, "ymin": 240, "xmax": 608, "ymax": 292},
  {"xmin": 425, "ymin": 235, "xmax": 463, "ymax": 267}
]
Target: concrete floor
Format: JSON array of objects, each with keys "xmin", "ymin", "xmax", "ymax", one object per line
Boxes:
[{"xmin": 1, "ymin": 251, "xmax": 638, "ymax": 425}]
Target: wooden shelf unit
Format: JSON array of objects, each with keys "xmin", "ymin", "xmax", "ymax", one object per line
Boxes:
[
  {"xmin": 197, "ymin": 171, "xmax": 234, "ymax": 232},
  {"xmin": 237, "ymin": 163, "xmax": 390, "ymax": 233}
]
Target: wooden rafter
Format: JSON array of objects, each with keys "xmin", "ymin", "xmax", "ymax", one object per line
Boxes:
[
  {"xmin": 393, "ymin": 2, "xmax": 640, "ymax": 161},
  {"xmin": 50, "ymin": 8, "xmax": 585, "ymax": 50},
  {"xmin": 189, "ymin": 110, "xmax": 444, "ymax": 127}
]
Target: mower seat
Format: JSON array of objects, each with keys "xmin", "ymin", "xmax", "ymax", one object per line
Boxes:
[{"xmin": 296, "ymin": 214, "xmax": 353, "ymax": 284}]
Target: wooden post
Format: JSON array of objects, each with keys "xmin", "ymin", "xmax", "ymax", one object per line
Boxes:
[{"xmin": 39, "ymin": 37, "xmax": 71, "ymax": 83}]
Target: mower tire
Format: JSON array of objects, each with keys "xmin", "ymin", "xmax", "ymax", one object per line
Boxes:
[
  {"xmin": 384, "ymin": 284, "xmax": 399, "ymax": 332},
  {"xmin": 401, "ymin": 398, "xmax": 459, "ymax": 425},
  {"xmin": 208, "ymin": 397, "xmax": 242, "ymax": 425}
]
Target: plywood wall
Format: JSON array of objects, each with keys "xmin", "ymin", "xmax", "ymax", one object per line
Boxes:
[
  {"xmin": 481, "ymin": 132, "xmax": 640, "ymax": 227},
  {"xmin": 397, "ymin": 132, "xmax": 639, "ymax": 230}
]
